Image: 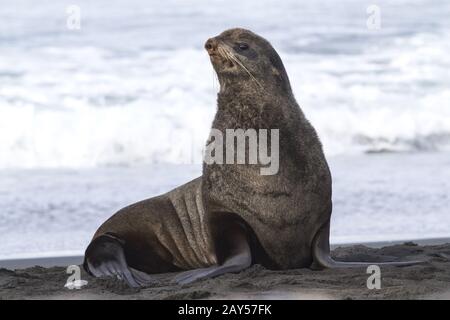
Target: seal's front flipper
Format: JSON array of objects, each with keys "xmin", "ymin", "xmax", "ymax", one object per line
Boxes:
[
  {"xmin": 311, "ymin": 220, "xmax": 424, "ymax": 269},
  {"xmin": 83, "ymin": 233, "xmax": 154, "ymax": 287},
  {"xmin": 173, "ymin": 222, "xmax": 252, "ymax": 284}
]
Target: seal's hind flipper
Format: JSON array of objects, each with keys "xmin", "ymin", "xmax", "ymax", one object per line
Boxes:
[
  {"xmin": 173, "ymin": 247, "xmax": 251, "ymax": 284},
  {"xmin": 129, "ymin": 267, "xmax": 156, "ymax": 286},
  {"xmin": 83, "ymin": 233, "xmax": 153, "ymax": 287},
  {"xmin": 311, "ymin": 220, "xmax": 424, "ymax": 269},
  {"xmin": 173, "ymin": 222, "xmax": 252, "ymax": 284}
]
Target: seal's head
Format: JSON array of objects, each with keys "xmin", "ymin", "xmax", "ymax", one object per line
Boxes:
[{"xmin": 205, "ymin": 28, "xmax": 292, "ymax": 94}]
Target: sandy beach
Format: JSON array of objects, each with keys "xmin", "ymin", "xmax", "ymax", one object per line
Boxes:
[{"xmin": 1, "ymin": 242, "xmax": 449, "ymax": 300}]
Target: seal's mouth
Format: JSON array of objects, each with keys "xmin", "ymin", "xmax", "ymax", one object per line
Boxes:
[
  {"xmin": 212, "ymin": 51, "xmax": 235, "ymax": 69},
  {"xmin": 213, "ymin": 52, "xmax": 235, "ymax": 70}
]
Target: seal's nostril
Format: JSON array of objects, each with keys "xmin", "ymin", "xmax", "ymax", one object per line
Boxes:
[{"xmin": 205, "ymin": 38, "xmax": 217, "ymax": 53}]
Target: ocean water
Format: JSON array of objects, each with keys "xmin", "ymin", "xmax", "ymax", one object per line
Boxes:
[
  {"xmin": 1, "ymin": 154, "xmax": 449, "ymax": 259},
  {"xmin": 1, "ymin": 0, "xmax": 449, "ymax": 258}
]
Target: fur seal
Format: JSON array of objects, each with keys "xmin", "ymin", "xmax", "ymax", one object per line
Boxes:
[{"xmin": 84, "ymin": 28, "xmax": 421, "ymax": 287}]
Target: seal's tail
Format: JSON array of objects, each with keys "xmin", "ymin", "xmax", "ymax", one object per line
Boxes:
[{"xmin": 311, "ymin": 220, "xmax": 424, "ymax": 269}]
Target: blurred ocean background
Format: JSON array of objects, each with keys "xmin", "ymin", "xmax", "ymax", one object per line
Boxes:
[{"xmin": 0, "ymin": 0, "xmax": 449, "ymax": 259}]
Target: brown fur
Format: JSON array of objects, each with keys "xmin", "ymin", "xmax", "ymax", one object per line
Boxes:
[
  {"xmin": 204, "ymin": 28, "xmax": 332, "ymax": 269},
  {"xmin": 85, "ymin": 28, "xmax": 333, "ymax": 276}
]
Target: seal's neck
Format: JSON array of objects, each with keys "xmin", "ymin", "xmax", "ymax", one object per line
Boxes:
[
  {"xmin": 218, "ymin": 79, "xmax": 291, "ymax": 104},
  {"xmin": 217, "ymin": 82, "xmax": 265, "ymax": 121},
  {"xmin": 219, "ymin": 76, "xmax": 295, "ymax": 105},
  {"xmin": 214, "ymin": 80, "xmax": 302, "ymax": 132}
]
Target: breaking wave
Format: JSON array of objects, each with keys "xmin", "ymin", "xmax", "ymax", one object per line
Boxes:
[{"xmin": 1, "ymin": 0, "xmax": 450, "ymax": 168}]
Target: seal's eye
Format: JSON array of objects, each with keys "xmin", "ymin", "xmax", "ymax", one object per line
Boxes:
[{"xmin": 238, "ymin": 43, "xmax": 249, "ymax": 50}]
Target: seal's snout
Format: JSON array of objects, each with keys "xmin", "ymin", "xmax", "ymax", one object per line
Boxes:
[{"xmin": 205, "ymin": 38, "xmax": 218, "ymax": 55}]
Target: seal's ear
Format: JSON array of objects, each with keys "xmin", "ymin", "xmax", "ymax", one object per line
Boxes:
[
  {"xmin": 268, "ymin": 52, "xmax": 292, "ymax": 94},
  {"xmin": 271, "ymin": 67, "xmax": 280, "ymax": 76}
]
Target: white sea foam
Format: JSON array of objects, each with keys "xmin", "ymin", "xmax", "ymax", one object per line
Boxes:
[{"xmin": 1, "ymin": 0, "xmax": 450, "ymax": 168}]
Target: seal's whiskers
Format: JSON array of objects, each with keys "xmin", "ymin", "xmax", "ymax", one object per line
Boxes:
[{"xmin": 219, "ymin": 46, "xmax": 263, "ymax": 89}]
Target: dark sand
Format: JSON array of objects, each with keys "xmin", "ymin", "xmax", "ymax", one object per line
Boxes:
[{"xmin": 1, "ymin": 242, "xmax": 449, "ymax": 300}]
